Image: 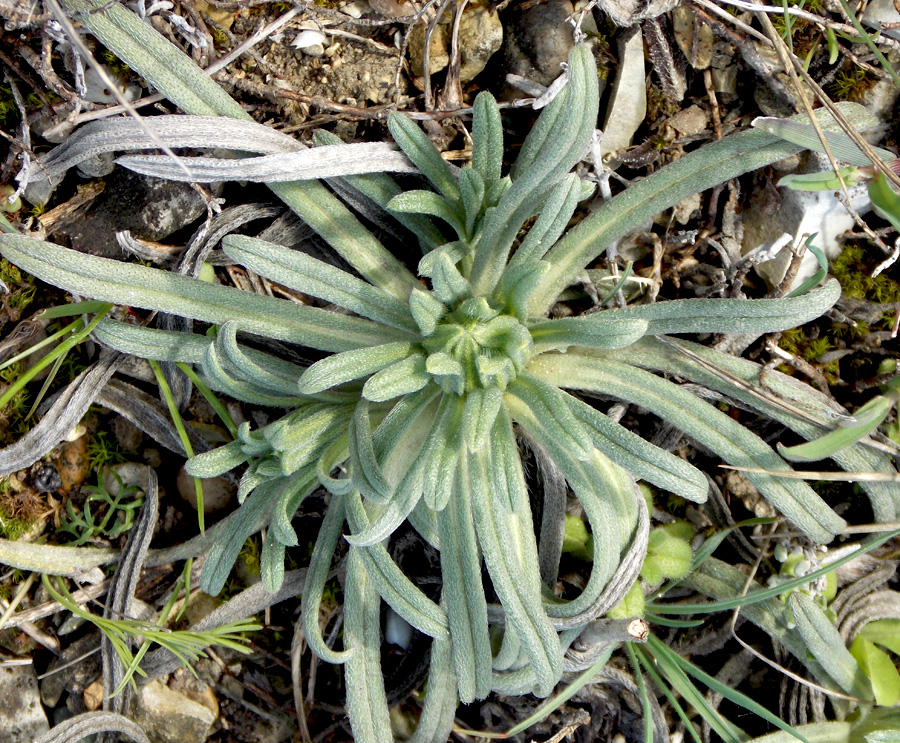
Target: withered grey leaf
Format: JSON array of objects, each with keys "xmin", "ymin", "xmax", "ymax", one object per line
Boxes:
[
  {"xmin": 35, "ymin": 115, "xmax": 304, "ymax": 186},
  {"xmin": 36, "ymin": 712, "xmax": 149, "ymax": 743},
  {"xmin": 102, "ymin": 468, "xmax": 158, "ymax": 716},
  {"xmin": 0, "ymin": 353, "xmax": 123, "ymax": 477},
  {"xmin": 95, "ymin": 379, "xmax": 208, "ymax": 456},
  {"xmin": 116, "ymin": 142, "xmax": 417, "ymax": 184},
  {"xmin": 594, "ymin": 0, "xmax": 679, "ymax": 26}
]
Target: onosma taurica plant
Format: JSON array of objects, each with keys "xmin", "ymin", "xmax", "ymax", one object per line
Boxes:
[{"xmin": 3, "ymin": 35, "xmax": 900, "ymax": 743}]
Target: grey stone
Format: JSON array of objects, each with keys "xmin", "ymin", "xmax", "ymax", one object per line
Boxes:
[
  {"xmin": 503, "ymin": 0, "xmax": 575, "ymax": 88},
  {"xmin": 0, "ymin": 664, "xmax": 50, "ymax": 742},
  {"xmin": 131, "ymin": 680, "xmax": 216, "ymax": 743},
  {"xmin": 47, "ymin": 169, "xmax": 206, "ymax": 258}
]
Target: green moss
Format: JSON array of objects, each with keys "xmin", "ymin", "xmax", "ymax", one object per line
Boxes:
[
  {"xmin": 828, "ymin": 66, "xmax": 880, "ymax": 103},
  {"xmin": 87, "ymin": 430, "xmax": 127, "ymax": 472},
  {"xmin": 0, "ymin": 501, "xmax": 36, "ymax": 541},
  {"xmin": 831, "ymin": 244, "xmax": 900, "ymax": 317}
]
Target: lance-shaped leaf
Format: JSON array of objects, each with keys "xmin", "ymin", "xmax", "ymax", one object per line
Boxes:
[
  {"xmin": 469, "ymin": 44, "xmax": 599, "ymax": 296},
  {"xmin": 460, "ymin": 167, "xmax": 486, "ymax": 238},
  {"xmin": 388, "ymin": 190, "xmax": 466, "ymax": 237},
  {"xmin": 116, "ymin": 142, "xmax": 416, "ymax": 183},
  {"xmin": 362, "ymin": 354, "xmax": 431, "ymax": 402},
  {"xmin": 561, "ymin": 391, "xmax": 708, "ymax": 502},
  {"xmin": 593, "ymin": 279, "xmax": 840, "ymax": 336},
  {"xmin": 506, "ymin": 373, "xmax": 594, "ymax": 462},
  {"xmin": 223, "ymin": 236, "xmax": 418, "ymax": 333},
  {"xmin": 201, "ymin": 339, "xmax": 307, "ymax": 408},
  {"xmin": 439, "ymin": 464, "xmax": 492, "ymax": 703},
  {"xmin": 529, "ymin": 316, "xmax": 649, "ymax": 353},
  {"xmin": 212, "ymin": 322, "xmax": 309, "ymax": 399},
  {"xmin": 472, "ymin": 91, "xmax": 503, "ymax": 182},
  {"xmin": 301, "ymin": 494, "xmax": 353, "ymax": 663},
  {"xmin": 344, "ymin": 549, "xmax": 394, "ymax": 743},
  {"xmin": 269, "ymin": 466, "xmax": 318, "ymax": 547},
  {"xmin": 468, "ymin": 444, "xmax": 562, "ymax": 697},
  {"xmin": 200, "ymin": 480, "xmax": 278, "ymax": 595},
  {"xmin": 529, "ymin": 353, "xmax": 847, "ymax": 543},
  {"xmin": 790, "ymin": 592, "xmax": 873, "ymax": 700},
  {"xmin": 0, "ymin": 235, "xmax": 408, "ymax": 353},
  {"xmin": 299, "ymin": 343, "xmax": 418, "ymax": 395},
  {"xmin": 752, "ymin": 110, "xmax": 895, "ymax": 167},
  {"xmin": 615, "ymin": 336, "xmax": 900, "ymax": 522},
  {"xmin": 508, "ymin": 398, "xmax": 638, "ymax": 624},
  {"xmin": 779, "ymin": 393, "xmax": 895, "ymax": 462},
  {"xmin": 184, "ymin": 441, "xmax": 248, "ymax": 478},
  {"xmin": 506, "ymin": 174, "xmax": 584, "ymax": 269},
  {"xmin": 344, "ymin": 491, "xmax": 449, "ymax": 639},
  {"xmin": 462, "ymin": 387, "xmax": 503, "ymax": 452},
  {"xmin": 388, "ymin": 112, "xmax": 461, "ymax": 203},
  {"xmin": 531, "ymin": 129, "xmax": 814, "ymax": 316},
  {"xmin": 59, "ymin": 0, "xmax": 419, "ymax": 303},
  {"xmin": 349, "ymin": 400, "xmax": 392, "ymax": 505}
]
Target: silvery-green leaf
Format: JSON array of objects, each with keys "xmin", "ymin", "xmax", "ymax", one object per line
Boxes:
[
  {"xmin": 506, "ymin": 373, "xmax": 594, "ymax": 462},
  {"xmin": 344, "ymin": 548, "xmax": 393, "ymax": 743},
  {"xmin": 460, "ymin": 167, "xmax": 486, "ymax": 238},
  {"xmin": 470, "ymin": 44, "xmax": 599, "ymax": 296},
  {"xmin": 302, "ymin": 494, "xmax": 353, "ymax": 663},
  {"xmin": 312, "ymin": 129, "xmax": 446, "ymax": 252},
  {"xmin": 595, "ymin": 280, "xmax": 840, "ymax": 336},
  {"xmin": 506, "ymin": 393, "xmax": 631, "ymax": 622},
  {"xmin": 531, "ymin": 130, "xmax": 817, "ymax": 316},
  {"xmin": 116, "ymin": 142, "xmax": 416, "ymax": 183},
  {"xmin": 299, "ymin": 343, "xmax": 418, "ymax": 395},
  {"xmin": 421, "ymin": 394, "xmax": 464, "ymax": 511},
  {"xmin": 269, "ymin": 467, "xmax": 317, "ymax": 547},
  {"xmin": 779, "ymin": 394, "xmax": 894, "ymax": 462},
  {"xmin": 408, "ymin": 287, "xmax": 446, "ymax": 336},
  {"xmin": 498, "ymin": 260, "xmax": 550, "ymax": 320},
  {"xmin": 59, "ymin": 0, "xmax": 418, "ymax": 303},
  {"xmin": 94, "ymin": 319, "xmax": 210, "ymax": 363},
  {"xmin": 316, "ymin": 436, "xmax": 352, "ymax": 495},
  {"xmin": 388, "ymin": 190, "xmax": 465, "ymax": 236},
  {"xmin": 468, "ymin": 445, "xmax": 562, "ymax": 697},
  {"xmin": 237, "ymin": 422, "xmax": 272, "ymax": 456},
  {"xmin": 439, "ymin": 469, "xmax": 492, "ymax": 703},
  {"xmin": 200, "ymin": 480, "xmax": 278, "ymax": 595},
  {"xmin": 507, "ymin": 174, "xmax": 583, "ymax": 268},
  {"xmin": 345, "ymin": 491, "xmax": 449, "ymax": 639},
  {"xmin": 462, "ymin": 387, "xmax": 503, "ymax": 452},
  {"xmin": 0, "ymin": 235, "xmax": 408, "ymax": 353},
  {"xmin": 617, "ymin": 336, "xmax": 900, "ymax": 522},
  {"xmin": 350, "ymin": 400, "xmax": 392, "ymax": 505},
  {"xmin": 529, "ymin": 316, "xmax": 649, "ymax": 353},
  {"xmin": 223, "ymin": 235, "xmax": 417, "ymax": 333},
  {"xmin": 407, "ymin": 633, "xmax": 457, "ymax": 743},
  {"xmin": 61, "ymin": 0, "xmax": 247, "ymax": 118},
  {"xmin": 212, "ymin": 322, "xmax": 309, "ymax": 398},
  {"xmin": 752, "ymin": 114, "xmax": 895, "ymax": 167},
  {"xmin": 472, "ymin": 91, "xmax": 503, "ymax": 183},
  {"xmin": 388, "ymin": 112, "xmax": 461, "ymax": 202},
  {"xmin": 261, "ymin": 535, "xmax": 286, "ymax": 593},
  {"xmin": 237, "ymin": 465, "xmax": 266, "ymax": 503},
  {"xmin": 418, "ymin": 241, "xmax": 467, "ymax": 278},
  {"xmin": 562, "ymin": 391, "xmax": 708, "ymax": 502},
  {"xmin": 362, "ymin": 355, "xmax": 431, "ymax": 402},
  {"xmin": 789, "ymin": 592, "xmax": 872, "ymax": 700},
  {"xmin": 431, "ymin": 252, "xmax": 472, "ymax": 305},
  {"xmin": 529, "ymin": 353, "xmax": 846, "ymax": 543},
  {"xmin": 202, "ymin": 339, "xmax": 307, "ymax": 407},
  {"xmin": 184, "ymin": 441, "xmax": 248, "ymax": 478}
]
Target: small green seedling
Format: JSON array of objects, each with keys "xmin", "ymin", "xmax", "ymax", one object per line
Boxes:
[
  {"xmin": 57, "ymin": 470, "xmax": 145, "ymax": 545},
  {"xmin": 852, "ymin": 619, "xmax": 900, "ymax": 706}
]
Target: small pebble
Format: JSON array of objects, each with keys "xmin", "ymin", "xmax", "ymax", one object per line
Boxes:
[{"xmin": 176, "ymin": 466, "xmax": 236, "ymax": 514}]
